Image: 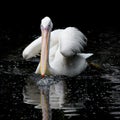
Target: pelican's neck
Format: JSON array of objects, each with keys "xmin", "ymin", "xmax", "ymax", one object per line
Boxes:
[{"xmin": 47, "ymin": 33, "xmax": 60, "ymax": 76}]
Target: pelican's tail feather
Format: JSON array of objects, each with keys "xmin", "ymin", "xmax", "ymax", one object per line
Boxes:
[{"xmin": 80, "ymin": 53, "xmax": 93, "ymax": 59}]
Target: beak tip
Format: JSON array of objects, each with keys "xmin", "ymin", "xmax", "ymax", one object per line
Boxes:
[{"xmin": 41, "ymin": 74, "xmax": 45, "ymax": 78}]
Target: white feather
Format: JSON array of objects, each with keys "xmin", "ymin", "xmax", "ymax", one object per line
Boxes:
[
  {"xmin": 60, "ymin": 27, "xmax": 87, "ymax": 57},
  {"xmin": 22, "ymin": 37, "xmax": 41, "ymax": 59}
]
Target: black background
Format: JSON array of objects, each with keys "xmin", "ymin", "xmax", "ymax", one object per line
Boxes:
[{"xmin": 0, "ymin": 1, "xmax": 120, "ymax": 55}]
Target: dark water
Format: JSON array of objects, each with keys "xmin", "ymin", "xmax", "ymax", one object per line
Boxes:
[{"xmin": 0, "ymin": 25, "xmax": 120, "ymax": 120}]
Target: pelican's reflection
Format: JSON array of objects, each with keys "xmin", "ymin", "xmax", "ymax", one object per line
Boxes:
[
  {"xmin": 23, "ymin": 76, "xmax": 85, "ymax": 119},
  {"xmin": 23, "ymin": 77, "xmax": 65, "ymax": 109}
]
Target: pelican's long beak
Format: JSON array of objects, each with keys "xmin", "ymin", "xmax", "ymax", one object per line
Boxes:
[{"xmin": 40, "ymin": 29, "xmax": 50, "ymax": 78}]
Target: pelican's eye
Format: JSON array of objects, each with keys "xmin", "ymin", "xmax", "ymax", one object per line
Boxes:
[{"xmin": 47, "ymin": 24, "xmax": 51, "ymax": 30}]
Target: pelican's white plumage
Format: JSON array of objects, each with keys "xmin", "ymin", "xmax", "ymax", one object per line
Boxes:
[{"xmin": 22, "ymin": 16, "xmax": 93, "ymax": 77}]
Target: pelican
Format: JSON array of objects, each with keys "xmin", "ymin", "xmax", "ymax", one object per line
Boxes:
[{"xmin": 22, "ymin": 16, "xmax": 93, "ymax": 77}]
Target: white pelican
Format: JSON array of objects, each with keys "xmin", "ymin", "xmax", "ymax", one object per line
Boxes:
[{"xmin": 22, "ymin": 16, "xmax": 93, "ymax": 77}]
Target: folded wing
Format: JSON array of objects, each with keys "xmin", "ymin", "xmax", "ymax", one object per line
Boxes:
[
  {"xmin": 22, "ymin": 37, "xmax": 42, "ymax": 59},
  {"xmin": 60, "ymin": 27, "xmax": 87, "ymax": 57}
]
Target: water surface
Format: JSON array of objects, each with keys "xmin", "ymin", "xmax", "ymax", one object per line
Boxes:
[{"xmin": 0, "ymin": 25, "xmax": 120, "ymax": 120}]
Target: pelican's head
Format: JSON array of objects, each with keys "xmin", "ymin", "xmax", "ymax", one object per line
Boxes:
[
  {"xmin": 40, "ymin": 16, "xmax": 53, "ymax": 77},
  {"xmin": 40, "ymin": 16, "xmax": 53, "ymax": 31}
]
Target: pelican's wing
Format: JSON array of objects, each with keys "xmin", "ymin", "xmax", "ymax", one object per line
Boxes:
[
  {"xmin": 22, "ymin": 37, "xmax": 42, "ymax": 59},
  {"xmin": 22, "ymin": 29, "xmax": 61, "ymax": 60},
  {"xmin": 60, "ymin": 27, "xmax": 87, "ymax": 57}
]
